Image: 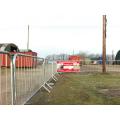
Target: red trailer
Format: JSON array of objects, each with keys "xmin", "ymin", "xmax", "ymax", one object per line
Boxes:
[
  {"xmin": 15, "ymin": 52, "xmax": 37, "ymax": 68},
  {"xmin": 69, "ymin": 55, "xmax": 85, "ymax": 65},
  {"xmin": 69, "ymin": 55, "xmax": 80, "ymax": 61},
  {"xmin": 0, "ymin": 53, "xmax": 10, "ymax": 67},
  {"xmin": 0, "ymin": 52, "xmax": 37, "ymax": 68},
  {"xmin": 0, "ymin": 43, "xmax": 37, "ymax": 68}
]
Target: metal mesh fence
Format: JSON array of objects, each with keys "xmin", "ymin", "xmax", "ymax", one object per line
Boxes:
[
  {"xmin": 14, "ymin": 54, "xmax": 44, "ymax": 104},
  {"xmin": 0, "ymin": 52, "xmax": 57, "ymax": 105},
  {"xmin": 1, "ymin": 51, "xmax": 120, "ymax": 105},
  {"xmin": 80, "ymin": 60, "xmax": 120, "ymax": 73},
  {"xmin": 0, "ymin": 53, "xmax": 12, "ymax": 105},
  {"xmin": 80, "ymin": 60, "xmax": 102, "ymax": 73}
]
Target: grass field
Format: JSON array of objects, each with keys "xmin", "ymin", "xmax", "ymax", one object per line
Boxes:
[{"xmin": 26, "ymin": 73, "xmax": 120, "ymax": 105}]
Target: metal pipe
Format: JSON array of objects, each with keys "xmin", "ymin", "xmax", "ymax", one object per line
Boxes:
[{"xmin": 10, "ymin": 54, "xmax": 18, "ymax": 105}]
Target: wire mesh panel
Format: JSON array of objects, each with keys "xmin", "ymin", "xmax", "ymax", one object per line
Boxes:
[
  {"xmin": 52, "ymin": 61, "xmax": 57, "ymax": 75},
  {"xmin": 1, "ymin": 51, "xmax": 120, "ymax": 105},
  {"xmin": 45, "ymin": 60, "xmax": 57, "ymax": 81},
  {"xmin": 0, "ymin": 52, "xmax": 57, "ymax": 105},
  {"xmin": 14, "ymin": 54, "xmax": 44, "ymax": 104},
  {"xmin": 44, "ymin": 60, "xmax": 53, "ymax": 83},
  {"xmin": 80, "ymin": 60, "xmax": 102, "ymax": 73},
  {"xmin": 0, "ymin": 53, "xmax": 12, "ymax": 105},
  {"xmin": 80, "ymin": 60, "xmax": 120, "ymax": 73},
  {"xmin": 106, "ymin": 60, "xmax": 120, "ymax": 72}
]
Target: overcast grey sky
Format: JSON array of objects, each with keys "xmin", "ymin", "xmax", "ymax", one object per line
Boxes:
[{"xmin": 0, "ymin": 0, "xmax": 120, "ymax": 57}]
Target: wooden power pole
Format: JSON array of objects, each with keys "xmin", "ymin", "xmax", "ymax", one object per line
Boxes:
[
  {"xmin": 102, "ymin": 15, "xmax": 107, "ymax": 73},
  {"xmin": 27, "ymin": 25, "xmax": 29, "ymax": 50}
]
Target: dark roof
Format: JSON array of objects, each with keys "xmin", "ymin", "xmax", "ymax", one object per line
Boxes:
[{"xmin": 0, "ymin": 43, "xmax": 19, "ymax": 52}]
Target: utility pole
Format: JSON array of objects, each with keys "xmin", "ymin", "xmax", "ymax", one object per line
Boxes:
[
  {"xmin": 27, "ymin": 25, "xmax": 29, "ymax": 50},
  {"xmin": 112, "ymin": 50, "xmax": 114, "ymax": 61},
  {"xmin": 73, "ymin": 49, "xmax": 74, "ymax": 55},
  {"xmin": 102, "ymin": 15, "xmax": 107, "ymax": 73}
]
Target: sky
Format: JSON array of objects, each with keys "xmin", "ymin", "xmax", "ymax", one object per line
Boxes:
[{"xmin": 0, "ymin": 0, "xmax": 120, "ymax": 57}]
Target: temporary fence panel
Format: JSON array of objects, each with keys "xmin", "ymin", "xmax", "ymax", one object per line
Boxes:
[
  {"xmin": 80, "ymin": 60, "xmax": 102, "ymax": 73},
  {"xmin": 13, "ymin": 56, "xmax": 57, "ymax": 104},
  {"xmin": 44, "ymin": 60, "xmax": 52, "ymax": 83},
  {"xmin": 0, "ymin": 52, "xmax": 57, "ymax": 105},
  {"xmin": 52, "ymin": 61, "xmax": 57, "ymax": 75},
  {"xmin": 106, "ymin": 60, "xmax": 120, "ymax": 72},
  {"xmin": 43, "ymin": 60, "xmax": 57, "ymax": 83},
  {"xmin": 1, "ymin": 51, "xmax": 120, "ymax": 105},
  {"xmin": 0, "ymin": 52, "xmax": 12, "ymax": 105},
  {"xmin": 13, "ymin": 54, "xmax": 44, "ymax": 104},
  {"xmin": 80, "ymin": 60, "xmax": 120, "ymax": 73}
]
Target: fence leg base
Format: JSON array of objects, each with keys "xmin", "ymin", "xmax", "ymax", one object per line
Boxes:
[
  {"xmin": 52, "ymin": 76, "xmax": 57, "ymax": 81},
  {"xmin": 45, "ymin": 83, "xmax": 53, "ymax": 89},
  {"xmin": 52, "ymin": 75, "xmax": 58, "ymax": 81},
  {"xmin": 42, "ymin": 85, "xmax": 51, "ymax": 93}
]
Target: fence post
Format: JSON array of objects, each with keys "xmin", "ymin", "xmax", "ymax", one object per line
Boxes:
[
  {"xmin": 52, "ymin": 61, "xmax": 58, "ymax": 81},
  {"xmin": 43, "ymin": 59, "xmax": 46, "ymax": 83},
  {"xmin": 10, "ymin": 54, "xmax": 17, "ymax": 105}
]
